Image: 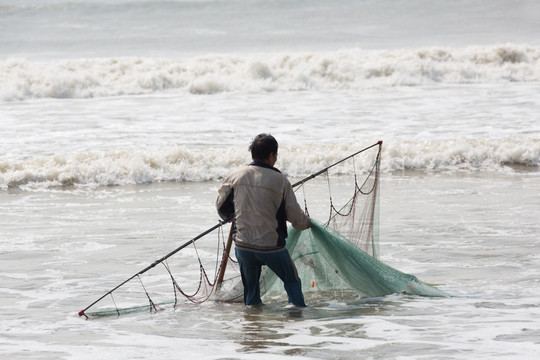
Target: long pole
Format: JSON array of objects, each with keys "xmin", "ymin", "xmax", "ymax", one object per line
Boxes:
[
  {"xmin": 78, "ymin": 220, "xmax": 226, "ymax": 317},
  {"xmin": 79, "ymin": 141, "xmax": 382, "ymax": 317},
  {"xmin": 291, "ymin": 140, "xmax": 382, "ymax": 187}
]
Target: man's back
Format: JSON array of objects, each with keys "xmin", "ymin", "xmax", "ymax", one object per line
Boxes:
[
  {"xmin": 216, "ymin": 133, "xmax": 311, "ymax": 306},
  {"xmin": 217, "ymin": 162, "xmax": 289, "ymax": 251}
]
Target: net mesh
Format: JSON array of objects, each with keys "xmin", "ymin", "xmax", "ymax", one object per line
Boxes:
[
  {"xmin": 213, "ymin": 222, "xmax": 447, "ymax": 303},
  {"xmin": 214, "ymin": 144, "xmax": 447, "ymax": 302},
  {"xmin": 79, "ymin": 143, "xmax": 448, "ymax": 318}
]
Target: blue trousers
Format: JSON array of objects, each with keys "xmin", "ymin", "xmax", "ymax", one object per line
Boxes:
[{"xmin": 235, "ymin": 247, "xmax": 306, "ymax": 307}]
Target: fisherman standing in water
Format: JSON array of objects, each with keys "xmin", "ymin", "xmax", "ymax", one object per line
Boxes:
[{"xmin": 216, "ymin": 134, "xmax": 312, "ymax": 307}]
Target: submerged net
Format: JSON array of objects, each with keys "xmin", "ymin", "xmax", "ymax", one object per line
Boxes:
[
  {"xmin": 213, "ymin": 220, "xmax": 448, "ymax": 304},
  {"xmin": 268, "ymin": 221, "xmax": 446, "ymax": 298},
  {"xmin": 79, "ymin": 142, "xmax": 448, "ymax": 318}
]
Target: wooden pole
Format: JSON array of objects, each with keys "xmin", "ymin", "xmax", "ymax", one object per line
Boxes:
[{"xmin": 215, "ymin": 222, "xmax": 235, "ymax": 289}]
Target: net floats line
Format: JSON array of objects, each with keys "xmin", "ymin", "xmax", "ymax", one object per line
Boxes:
[{"xmin": 78, "ymin": 141, "xmax": 382, "ymax": 318}]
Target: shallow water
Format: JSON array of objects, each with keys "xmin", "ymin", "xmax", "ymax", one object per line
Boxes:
[
  {"xmin": 1, "ymin": 172, "xmax": 539, "ymax": 359},
  {"xmin": 1, "ymin": 0, "xmax": 539, "ymax": 358}
]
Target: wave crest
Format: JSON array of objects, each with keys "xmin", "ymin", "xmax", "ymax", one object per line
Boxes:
[
  {"xmin": 2, "ymin": 44, "xmax": 539, "ymax": 101},
  {"xmin": 1, "ymin": 139, "xmax": 538, "ymax": 191}
]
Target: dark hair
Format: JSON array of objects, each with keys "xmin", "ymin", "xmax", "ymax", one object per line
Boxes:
[{"xmin": 249, "ymin": 133, "xmax": 278, "ymax": 160}]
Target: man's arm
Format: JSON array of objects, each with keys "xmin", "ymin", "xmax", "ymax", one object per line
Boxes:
[
  {"xmin": 284, "ymin": 181, "xmax": 311, "ymax": 230},
  {"xmin": 216, "ymin": 184, "xmax": 235, "ymax": 221}
]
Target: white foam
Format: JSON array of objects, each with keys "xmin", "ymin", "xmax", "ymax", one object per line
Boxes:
[
  {"xmin": 1, "ymin": 139, "xmax": 538, "ymax": 190},
  {"xmin": 2, "ymin": 44, "xmax": 539, "ymax": 101}
]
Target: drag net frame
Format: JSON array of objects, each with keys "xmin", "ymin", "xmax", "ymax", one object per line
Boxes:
[{"xmin": 78, "ymin": 142, "xmax": 447, "ymax": 318}]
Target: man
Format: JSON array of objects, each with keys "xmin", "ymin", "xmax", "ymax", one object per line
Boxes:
[{"xmin": 216, "ymin": 134, "xmax": 312, "ymax": 307}]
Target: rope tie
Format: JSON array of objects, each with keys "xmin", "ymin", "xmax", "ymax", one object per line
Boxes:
[
  {"xmin": 301, "ymin": 182, "xmax": 310, "ymax": 217},
  {"xmin": 163, "ymin": 260, "xmax": 180, "ymax": 307},
  {"xmin": 137, "ymin": 274, "xmax": 161, "ymax": 313}
]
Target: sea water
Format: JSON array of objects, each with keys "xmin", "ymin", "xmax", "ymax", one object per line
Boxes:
[{"xmin": 1, "ymin": 0, "xmax": 540, "ymax": 359}]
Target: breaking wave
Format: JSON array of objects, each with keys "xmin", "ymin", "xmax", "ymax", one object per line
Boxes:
[
  {"xmin": 2, "ymin": 44, "xmax": 540, "ymax": 101},
  {"xmin": 1, "ymin": 138, "xmax": 538, "ymax": 190}
]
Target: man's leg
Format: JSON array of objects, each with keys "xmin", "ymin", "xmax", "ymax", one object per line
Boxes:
[
  {"xmin": 235, "ymin": 248, "xmax": 263, "ymax": 306},
  {"xmin": 260, "ymin": 249, "xmax": 306, "ymax": 307}
]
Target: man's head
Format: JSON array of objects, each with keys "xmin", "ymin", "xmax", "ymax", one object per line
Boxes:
[{"xmin": 249, "ymin": 133, "xmax": 278, "ymax": 165}]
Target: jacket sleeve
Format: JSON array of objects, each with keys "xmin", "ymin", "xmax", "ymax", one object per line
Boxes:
[
  {"xmin": 283, "ymin": 180, "xmax": 311, "ymax": 230},
  {"xmin": 216, "ymin": 181, "xmax": 235, "ymax": 221}
]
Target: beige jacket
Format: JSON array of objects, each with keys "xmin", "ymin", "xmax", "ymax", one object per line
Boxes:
[{"xmin": 216, "ymin": 161, "xmax": 310, "ymax": 251}]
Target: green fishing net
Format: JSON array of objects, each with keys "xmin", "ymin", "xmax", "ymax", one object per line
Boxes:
[
  {"xmin": 215, "ymin": 144, "xmax": 447, "ymax": 302},
  {"xmin": 214, "ymin": 220, "xmax": 448, "ymax": 303},
  {"xmin": 270, "ymin": 221, "xmax": 447, "ymax": 298},
  {"xmin": 80, "ymin": 144, "xmax": 447, "ymax": 318}
]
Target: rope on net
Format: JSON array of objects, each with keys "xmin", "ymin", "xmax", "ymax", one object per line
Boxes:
[
  {"xmin": 137, "ymin": 274, "xmax": 164, "ymax": 313},
  {"xmin": 163, "ymin": 223, "xmax": 227, "ymax": 305},
  {"xmin": 321, "ymin": 143, "xmax": 381, "ymax": 257}
]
